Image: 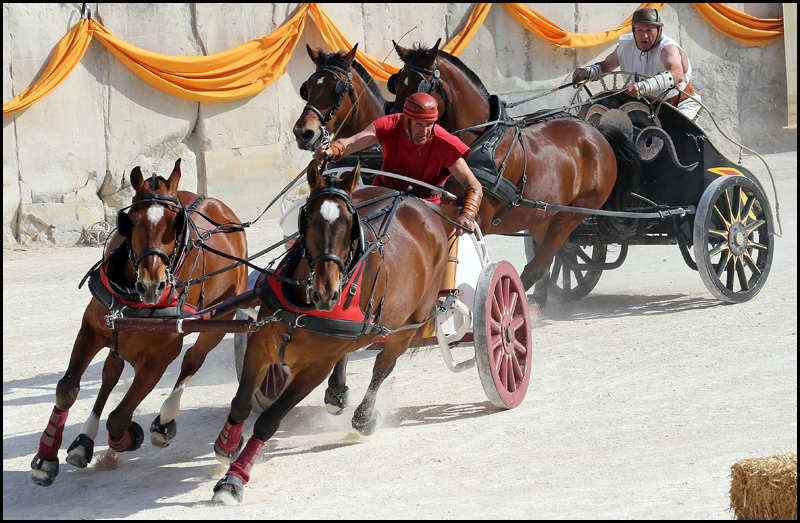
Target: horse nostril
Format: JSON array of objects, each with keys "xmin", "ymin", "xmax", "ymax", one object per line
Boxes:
[
  {"xmin": 302, "ymin": 129, "xmax": 315, "ymax": 142},
  {"xmin": 156, "ymin": 281, "xmax": 167, "ymax": 295},
  {"xmin": 135, "ymin": 282, "xmax": 146, "ymax": 295},
  {"xmin": 330, "ymin": 291, "xmax": 339, "ymax": 305}
]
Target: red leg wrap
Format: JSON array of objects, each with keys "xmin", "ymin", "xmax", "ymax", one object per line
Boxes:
[
  {"xmin": 38, "ymin": 407, "xmax": 68, "ymax": 460},
  {"xmin": 227, "ymin": 436, "xmax": 265, "ymax": 485},
  {"xmin": 108, "ymin": 429, "xmax": 133, "ymax": 452},
  {"xmin": 216, "ymin": 416, "xmax": 244, "ymax": 454}
]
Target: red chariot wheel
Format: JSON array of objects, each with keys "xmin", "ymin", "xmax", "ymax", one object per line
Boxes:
[{"xmin": 473, "ymin": 260, "xmax": 533, "ymax": 409}]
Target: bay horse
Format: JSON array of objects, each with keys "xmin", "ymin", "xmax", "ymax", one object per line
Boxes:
[
  {"xmin": 292, "ymin": 44, "xmax": 390, "ymax": 152},
  {"xmin": 30, "ymin": 159, "xmax": 248, "ymax": 487},
  {"xmin": 389, "ymin": 40, "xmax": 640, "ymax": 310},
  {"xmin": 211, "ymin": 160, "xmax": 448, "ymax": 504}
]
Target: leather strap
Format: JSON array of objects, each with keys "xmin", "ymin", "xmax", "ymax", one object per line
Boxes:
[{"xmin": 665, "ymin": 82, "xmax": 695, "ymax": 107}]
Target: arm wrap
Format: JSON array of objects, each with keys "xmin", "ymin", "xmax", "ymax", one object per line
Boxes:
[
  {"xmin": 637, "ymin": 70, "xmax": 675, "ymax": 95},
  {"xmin": 583, "ymin": 63, "xmax": 603, "ymax": 80},
  {"xmin": 459, "ymin": 188, "xmax": 482, "ymax": 222},
  {"xmin": 329, "ymin": 140, "xmax": 346, "ymax": 162}
]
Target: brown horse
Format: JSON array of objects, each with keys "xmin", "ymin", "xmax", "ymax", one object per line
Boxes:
[
  {"xmin": 389, "ymin": 40, "xmax": 640, "ymax": 309},
  {"xmin": 293, "ymin": 44, "xmax": 390, "ymax": 151},
  {"xmin": 30, "ymin": 159, "xmax": 248, "ymax": 487},
  {"xmin": 210, "ymin": 160, "xmax": 448, "ymax": 504}
]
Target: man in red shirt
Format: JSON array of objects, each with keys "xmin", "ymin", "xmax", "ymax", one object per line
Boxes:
[{"xmin": 313, "ymin": 93, "xmax": 482, "ymax": 235}]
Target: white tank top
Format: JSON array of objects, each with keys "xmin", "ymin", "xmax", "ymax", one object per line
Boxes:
[{"xmin": 617, "ymin": 33, "xmax": 692, "ymax": 99}]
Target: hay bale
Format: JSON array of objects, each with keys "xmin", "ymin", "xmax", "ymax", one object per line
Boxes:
[{"xmin": 729, "ymin": 451, "xmax": 797, "ymax": 520}]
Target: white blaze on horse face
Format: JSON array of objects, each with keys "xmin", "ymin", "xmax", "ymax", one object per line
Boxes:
[
  {"xmin": 320, "ymin": 200, "xmax": 340, "ymax": 224},
  {"xmin": 404, "ymin": 77, "xmax": 409, "ymax": 87},
  {"xmin": 147, "ymin": 204, "xmax": 165, "ymax": 225},
  {"xmin": 316, "ymin": 75, "xmax": 326, "ymax": 85}
]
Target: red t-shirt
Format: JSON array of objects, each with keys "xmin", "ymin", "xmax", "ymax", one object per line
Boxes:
[{"xmin": 372, "ymin": 113, "xmax": 470, "ymax": 199}]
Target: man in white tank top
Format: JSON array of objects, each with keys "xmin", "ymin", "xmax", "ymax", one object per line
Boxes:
[{"xmin": 572, "ymin": 8, "xmax": 702, "ymax": 119}]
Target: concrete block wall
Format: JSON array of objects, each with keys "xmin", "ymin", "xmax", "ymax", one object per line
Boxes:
[{"xmin": 3, "ymin": 3, "xmax": 794, "ymax": 246}]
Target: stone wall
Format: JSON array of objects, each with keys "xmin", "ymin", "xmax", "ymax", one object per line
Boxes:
[{"xmin": 3, "ymin": 3, "xmax": 794, "ymax": 246}]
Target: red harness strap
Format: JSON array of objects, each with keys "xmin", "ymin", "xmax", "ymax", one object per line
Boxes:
[{"xmin": 266, "ymin": 260, "xmax": 369, "ymax": 323}]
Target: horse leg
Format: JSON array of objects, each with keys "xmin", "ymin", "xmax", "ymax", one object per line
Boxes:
[
  {"xmin": 214, "ymin": 328, "xmax": 272, "ymax": 464},
  {"xmin": 212, "ymin": 360, "xmax": 335, "ymax": 505},
  {"xmin": 521, "ymin": 213, "xmax": 587, "ymax": 311},
  {"xmin": 150, "ymin": 332, "xmax": 224, "ymax": 448},
  {"xmin": 351, "ymin": 331, "xmax": 415, "ymax": 436},
  {"xmin": 65, "ymin": 350, "xmax": 125, "ymax": 468},
  {"xmin": 105, "ymin": 357, "xmax": 172, "ymax": 454},
  {"xmin": 324, "ymin": 354, "xmax": 351, "ymax": 415},
  {"xmin": 31, "ymin": 310, "xmax": 108, "ymax": 487}
]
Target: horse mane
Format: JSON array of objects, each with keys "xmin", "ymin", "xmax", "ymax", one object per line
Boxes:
[
  {"xmin": 316, "ymin": 50, "xmax": 386, "ymax": 104},
  {"xmin": 403, "ymin": 43, "xmax": 491, "ymax": 101}
]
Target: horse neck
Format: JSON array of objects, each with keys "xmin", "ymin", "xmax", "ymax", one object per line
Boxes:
[
  {"xmin": 439, "ymin": 63, "xmax": 490, "ymax": 146},
  {"xmin": 339, "ymin": 78, "xmax": 385, "ymax": 139}
]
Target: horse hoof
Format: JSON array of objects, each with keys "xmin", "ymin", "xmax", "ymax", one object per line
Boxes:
[
  {"xmin": 352, "ymin": 409, "xmax": 381, "ymax": 436},
  {"xmin": 149, "ymin": 414, "xmax": 178, "ymax": 448},
  {"xmin": 30, "ymin": 454, "xmax": 59, "ymax": 487},
  {"xmin": 212, "ymin": 474, "xmax": 244, "ymax": 505},
  {"xmin": 214, "ymin": 434, "xmax": 245, "ymax": 465},
  {"xmin": 324, "ymin": 386, "xmax": 351, "ymax": 415},
  {"xmin": 66, "ymin": 433, "xmax": 95, "ymax": 468},
  {"xmin": 108, "ymin": 421, "xmax": 144, "ymax": 453}
]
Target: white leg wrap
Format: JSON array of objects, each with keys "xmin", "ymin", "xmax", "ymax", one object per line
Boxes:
[
  {"xmin": 159, "ymin": 383, "xmax": 185, "ymax": 424},
  {"xmin": 80, "ymin": 412, "xmax": 100, "ymax": 440}
]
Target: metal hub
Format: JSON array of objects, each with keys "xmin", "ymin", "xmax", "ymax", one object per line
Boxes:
[{"xmin": 728, "ymin": 221, "xmax": 748, "ymax": 256}]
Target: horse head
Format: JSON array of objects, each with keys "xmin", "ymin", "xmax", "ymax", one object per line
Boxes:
[
  {"xmin": 389, "ymin": 38, "xmax": 444, "ymax": 114},
  {"xmin": 300, "ymin": 159, "xmax": 361, "ymax": 311},
  {"xmin": 293, "ymin": 44, "xmax": 360, "ymax": 151},
  {"xmin": 117, "ymin": 159, "xmax": 186, "ymax": 305}
]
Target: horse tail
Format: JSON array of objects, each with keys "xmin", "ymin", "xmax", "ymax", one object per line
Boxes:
[{"xmin": 596, "ymin": 124, "xmax": 640, "ymax": 210}]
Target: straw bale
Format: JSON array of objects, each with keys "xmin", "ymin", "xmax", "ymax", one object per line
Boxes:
[{"xmin": 729, "ymin": 451, "xmax": 797, "ymax": 520}]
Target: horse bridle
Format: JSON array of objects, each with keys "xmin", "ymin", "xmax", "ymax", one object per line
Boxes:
[
  {"xmin": 297, "ymin": 174, "xmax": 364, "ymax": 300},
  {"xmin": 116, "ymin": 173, "xmax": 189, "ymax": 282},
  {"xmin": 388, "ymin": 59, "xmax": 449, "ymax": 108},
  {"xmin": 300, "ymin": 62, "xmax": 357, "ymax": 147}
]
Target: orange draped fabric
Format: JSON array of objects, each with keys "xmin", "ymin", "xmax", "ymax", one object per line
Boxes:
[
  {"xmin": 501, "ymin": 3, "xmax": 666, "ymax": 49},
  {"xmin": 3, "ymin": 18, "xmax": 94, "ymax": 115},
  {"xmin": 692, "ymin": 3, "xmax": 784, "ymax": 47},
  {"xmin": 3, "ymin": 3, "xmax": 786, "ymax": 115}
]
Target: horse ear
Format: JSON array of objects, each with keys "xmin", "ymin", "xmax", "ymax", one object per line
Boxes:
[
  {"xmin": 342, "ymin": 161, "xmax": 360, "ymax": 195},
  {"xmin": 131, "ymin": 166, "xmax": 145, "ymax": 192},
  {"xmin": 167, "ymin": 158, "xmax": 182, "ymax": 193},
  {"xmin": 393, "ymin": 40, "xmax": 409, "ymax": 61},
  {"xmin": 306, "ymin": 44, "xmax": 319, "ymax": 64},
  {"xmin": 421, "ymin": 40, "xmax": 440, "ymax": 67},
  {"xmin": 344, "ymin": 43, "xmax": 358, "ymax": 65},
  {"xmin": 307, "ymin": 159, "xmax": 323, "ymax": 191}
]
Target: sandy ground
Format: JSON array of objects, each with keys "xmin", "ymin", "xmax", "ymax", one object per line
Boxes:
[{"xmin": 3, "ymin": 151, "xmax": 796, "ymax": 519}]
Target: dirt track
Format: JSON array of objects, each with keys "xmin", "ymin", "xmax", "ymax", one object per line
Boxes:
[{"xmin": 3, "ymin": 151, "xmax": 796, "ymax": 518}]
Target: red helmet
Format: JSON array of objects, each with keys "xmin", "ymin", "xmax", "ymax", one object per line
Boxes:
[{"xmin": 403, "ymin": 92, "xmax": 439, "ymax": 122}]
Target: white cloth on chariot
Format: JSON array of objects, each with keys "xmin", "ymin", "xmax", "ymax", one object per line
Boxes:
[{"xmin": 617, "ymin": 33, "xmax": 702, "ymax": 119}]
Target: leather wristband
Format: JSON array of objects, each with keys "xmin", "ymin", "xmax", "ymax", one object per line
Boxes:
[
  {"xmin": 459, "ymin": 188, "xmax": 482, "ymax": 222},
  {"xmin": 329, "ymin": 140, "xmax": 346, "ymax": 162}
]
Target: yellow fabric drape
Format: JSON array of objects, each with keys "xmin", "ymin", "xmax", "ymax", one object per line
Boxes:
[
  {"xmin": 3, "ymin": 18, "xmax": 93, "ymax": 115},
  {"xmin": 309, "ymin": 3, "xmax": 398, "ymax": 81},
  {"xmin": 443, "ymin": 3, "xmax": 492, "ymax": 56},
  {"xmin": 692, "ymin": 3, "xmax": 784, "ymax": 47},
  {"xmin": 3, "ymin": 3, "xmax": 787, "ymax": 116},
  {"xmin": 90, "ymin": 4, "xmax": 309, "ymax": 102},
  {"xmin": 500, "ymin": 3, "xmax": 665, "ymax": 49}
]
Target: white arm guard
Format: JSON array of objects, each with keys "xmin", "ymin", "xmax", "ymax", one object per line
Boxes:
[
  {"xmin": 583, "ymin": 63, "xmax": 603, "ymax": 80},
  {"xmin": 637, "ymin": 71, "xmax": 675, "ymax": 95}
]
